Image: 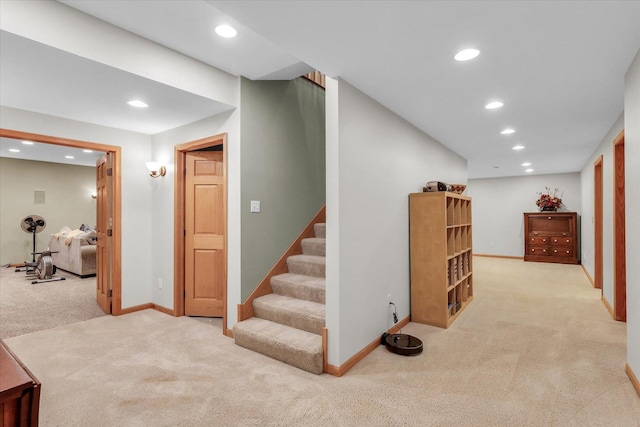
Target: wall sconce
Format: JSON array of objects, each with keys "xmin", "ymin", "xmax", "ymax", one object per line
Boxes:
[{"xmin": 145, "ymin": 161, "xmax": 166, "ymax": 178}]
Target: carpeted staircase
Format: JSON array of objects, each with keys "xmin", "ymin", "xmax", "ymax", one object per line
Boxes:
[{"xmin": 233, "ymin": 223, "xmax": 326, "ymax": 374}]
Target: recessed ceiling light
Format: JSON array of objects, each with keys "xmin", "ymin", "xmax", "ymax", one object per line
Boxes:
[
  {"xmin": 485, "ymin": 101, "xmax": 504, "ymax": 110},
  {"xmin": 127, "ymin": 100, "xmax": 148, "ymax": 108},
  {"xmin": 9, "ymin": 148, "xmax": 20, "ymax": 153},
  {"xmin": 521, "ymin": 162, "xmax": 532, "ymax": 167},
  {"xmin": 83, "ymin": 149, "xmax": 93, "ymax": 153},
  {"xmin": 65, "ymin": 155, "xmax": 75, "ymax": 159},
  {"xmin": 215, "ymin": 24, "xmax": 237, "ymax": 38},
  {"xmin": 22, "ymin": 140, "xmax": 34, "ymax": 145},
  {"xmin": 525, "ymin": 168, "xmax": 534, "ymax": 173},
  {"xmin": 500, "ymin": 128, "xmax": 516, "ymax": 135},
  {"xmin": 512, "ymin": 145, "xmax": 525, "ymax": 150},
  {"xmin": 454, "ymin": 48, "xmax": 480, "ymax": 61}
]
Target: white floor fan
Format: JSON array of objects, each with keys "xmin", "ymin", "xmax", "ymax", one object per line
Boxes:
[{"xmin": 16, "ymin": 215, "xmax": 66, "ymax": 284}]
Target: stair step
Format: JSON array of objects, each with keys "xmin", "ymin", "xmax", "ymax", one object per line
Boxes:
[
  {"xmin": 287, "ymin": 254, "xmax": 325, "ymax": 278},
  {"xmin": 253, "ymin": 294, "xmax": 325, "ymax": 335},
  {"xmin": 314, "ymin": 223, "xmax": 326, "ymax": 238},
  {"xmin": 233, "ymin": 318, "xmax": 323, "ymax": 375},
  {"xmin": 301, "ymin": 237, "xmax": 326, "ymax": 256},
  {"xmin": 271, "ymin": 273, "xmax": 325, "ymax": 304}
]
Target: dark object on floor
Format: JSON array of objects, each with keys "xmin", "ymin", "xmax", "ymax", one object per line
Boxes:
[{"xmin": 381, "ymin": 333, "xmax": 423, "ymax": 356}]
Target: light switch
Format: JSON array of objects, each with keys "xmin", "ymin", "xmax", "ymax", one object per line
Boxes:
[{"xmin": 250, "ymin": 200, "xmax": 261, "ymax": 213}]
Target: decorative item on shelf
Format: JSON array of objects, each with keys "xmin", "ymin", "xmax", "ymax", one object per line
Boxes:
[
  {"xmin": 535, "ymin": 187, "xmax": 563, "ymax": 212},
  {"xmin": 449, "ymin": 184, "xmax": 466, "ymax": 194}
]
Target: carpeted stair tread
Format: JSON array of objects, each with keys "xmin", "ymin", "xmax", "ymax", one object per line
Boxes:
[
  {"xmin": 253, "ymin": 294, "xmax": 325, "ymax": 335},
  {"xmin": 271, "ymin": 273, "xmax": 325, "ymax": 304},
  {"xmin": 301, "ymin": 237, "xmax": 326, "ymax": 256},
  {"xmin": 287, "ymin": 254, "xmax": 326, "ymax": 278},
  {"xmin": 314, "ymin": 223, "xmax": 326, "ymax": 238},
  {"xmin": 233, "ymin": 317, "xmax": 323, "ymax": 374}
]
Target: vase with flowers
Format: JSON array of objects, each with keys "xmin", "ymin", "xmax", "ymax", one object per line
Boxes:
[{"xmin": 536, "ymin": 187, "xmax": 563, "ymax": 211}]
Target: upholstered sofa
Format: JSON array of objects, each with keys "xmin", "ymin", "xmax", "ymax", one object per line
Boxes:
[{"xmin": 48, "ymin": 227, "xmax": 97, "ymax": 277}]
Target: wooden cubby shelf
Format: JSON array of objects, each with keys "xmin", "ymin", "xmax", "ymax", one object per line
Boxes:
[{"xmin": 409, "ymin": 191, "xmax": 473, "ymax": 328}]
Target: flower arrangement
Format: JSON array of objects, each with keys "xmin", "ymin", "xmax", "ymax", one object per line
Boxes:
[{"xmin": 536, "ymin": 187, "xmax": 563, "ymax": 211}]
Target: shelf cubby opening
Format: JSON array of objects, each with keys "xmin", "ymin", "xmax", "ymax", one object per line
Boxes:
[{"xmin": 446, "ymin": 197, "xmax": 454, "ymax": 226}]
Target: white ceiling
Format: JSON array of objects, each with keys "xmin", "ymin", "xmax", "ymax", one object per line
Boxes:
[{"xmin": 2, "ymin": 1, "xmax": 639, "ymax": 178}]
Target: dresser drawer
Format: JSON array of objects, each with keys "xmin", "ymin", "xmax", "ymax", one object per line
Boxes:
[
  {"xmin": 529, "ymin": 236, "xmax": 550, "ymax": 245},
  {"xmin": 550, "ymin": 247, "xmax": 574, "ymax": 257},
  {"xmin": 551, "ymin": 237, "xmax": 573, "ymax": 246},
  {"xmin": 529, "ymin": 246, "xmax": 550, "ymax": 256}
]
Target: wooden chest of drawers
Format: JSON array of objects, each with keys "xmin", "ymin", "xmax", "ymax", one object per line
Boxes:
[{"xmin": 524, "ymin": 212, "xmax": 579, "ymax": 264}]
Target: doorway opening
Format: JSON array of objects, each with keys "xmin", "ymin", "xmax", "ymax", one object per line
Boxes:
[
  {"xmin": 613, "ymin": 131, "xmax": 626, "ymax": 321},
  {"xmin": 0, "ymin": 128, "xmax": 122, "ymax": 314},
  {"xmin": 174, "ymin": 133, "xmax": 229, "ymax": 336},
  {"xmin": 593, "ymin": 155, "xmax": 603, "ymax": 290}
]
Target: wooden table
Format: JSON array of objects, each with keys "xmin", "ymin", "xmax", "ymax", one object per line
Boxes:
[{"xmin": 0, "ymin": 340, "xmax": 40, "ymax": 426}]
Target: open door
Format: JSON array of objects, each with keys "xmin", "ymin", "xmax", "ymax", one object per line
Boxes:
[
  {"xmin": 96, "ymin": 153, "xmax": 112, "ymax": 314},
  {"xmin": 184, "ymin": 150, "xmax": 226, "ymax": 317}
]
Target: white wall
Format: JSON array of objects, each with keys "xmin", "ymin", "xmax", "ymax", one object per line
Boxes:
[
  {"xmin": 326, "ymin": 78, "xmax": 467, "ymax": 366},
  {"xmin": 0, "ymin": 0, "xmax": 237, "ymax": 106},
  {"xmin": 467, "ymin": 173, "xmax": 581, "ymax": 257},
  {"xmin": 579, "ymin": 114, "xmax": 623, "ymax": 305},
  {"xmin": 624, "ymin": 49, "xmax": 640, "ymax": 384},
  {"xmin": 0, "ymin": 106, "xmax": 153, "ymax": 308},
  {"xmin": 149, "ymin": 107, "xmax": 241, "ymax": 329},
  {"xmin": 0, "ymin": 158, "xmax": 96, "ymax": 265}
]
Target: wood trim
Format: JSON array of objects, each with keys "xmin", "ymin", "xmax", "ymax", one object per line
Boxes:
[
  {"xmin": 473, "ymin": 254, "xmax": 523, "ymax": 260},
  {"xmin": 237, "ymin": 205, "xmax": 326, "ymax": 321},
  {"xmin": 223, "ymin": 328, "xmax": 233, "ymax": 338},
  {"xmin": 174, "ymin": 134, "xmax": 227, "ymax": 331},
  {"xmin": 0, "ymin": 129, "xmax": 122, "ymax": 315},
  {"xmin": 601, "ymin": 296, "xmax": 614, "ymax": 318},
  {"xmin": 152, "ymin": 304, "xmax": 175, "ymax": 316},
  {"xmin": 613, "ymin": 130, "xmax": 626, "ymax": 321},
  {"xmin": 119, "ymin": 303, "xmax": 153, "ymax": 315},
  {"xmin": 322, "ymin": 327, "xmax": 328, "ymax": 373},
  {"xmin": 593, "ymin": 156, "xmax": 603, "ymax": 290},
  {"xmin": 581, "ymin": 264, "xmax": 595, "ymax": 287},
  {"xmin": 626, "ymin": 364, "xmax": 640, "ymax": 398},
  {"xmin": 325, "ymin": 315, "xmax": 411, "ymax": 377}
]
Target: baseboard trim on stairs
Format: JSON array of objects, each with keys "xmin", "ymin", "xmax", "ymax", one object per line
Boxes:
[
  {"xmin": 325, "ymin": 315, "xmax": 411, "ymax": 377},
  {"xmin": 626, "ymin": 363, "xmax": 640, "ymax": 397},
  {"xmin": 238, "ymin": 205, "xmax": 326, "ymax": 322}
]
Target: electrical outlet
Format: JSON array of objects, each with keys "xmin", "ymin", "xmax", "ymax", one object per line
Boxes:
[
  {"xmin": 250, "ymin": 200, "xmax": 261, "ymax": 213},
  {"xmin": 158, "ymin": 278, "xmax": 162, "ymax": 289}
]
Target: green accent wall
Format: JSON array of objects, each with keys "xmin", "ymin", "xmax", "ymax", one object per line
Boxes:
[{"xmin": 240, "ymin": 77, "xmax": 325, "ymax": 301}]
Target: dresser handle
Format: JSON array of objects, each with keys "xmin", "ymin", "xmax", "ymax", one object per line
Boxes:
[
  {"xmin": 548, "ymin": 216, "xmax": 552, "ymax": 220},
  {"xmin": 554, "ymin": 250, "xmax": 558, "ymax": 253},
  {"xmin": 566, "ymin": 251, "xmax": 570, "ymax": 254},
  {"xmin": 566, "ymin": 239, "xmax": 570, "ymax": 243},
  {"xmin": 542, "ymin": 249, "xmax": 546, "ymax": 253},
  {"xmin": 562, "ymin": 233, "xmax": 567, "ymax": 236}
]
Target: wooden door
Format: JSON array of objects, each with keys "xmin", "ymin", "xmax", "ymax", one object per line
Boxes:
[
  {"xmin": 185, "ymin": 151, "xmax": 225, "ymax": 316},
  {"xmin": 594, "ymin": 156, "xmax": 603, "ymax": 290},
  {"xmin": 613, "ymin": 132, "xmax": 626, "ymax": 321},
  {"xmin": 96, "ymin": 153, "xmax": 112, "ymax": 314}
]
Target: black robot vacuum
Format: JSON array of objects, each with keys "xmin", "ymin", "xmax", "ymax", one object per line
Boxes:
[{"xmin": 381, "ymin": 332, "xmax": 423, "ymax": 356}]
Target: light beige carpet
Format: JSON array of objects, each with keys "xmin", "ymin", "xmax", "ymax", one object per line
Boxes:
[
  {"xmin": 4, "ymin": 257, "xmax": 639, "ymax": 426},
  {"xmin": 0, "ymin": 266, "xmax": 105, "ymax": 338}
]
